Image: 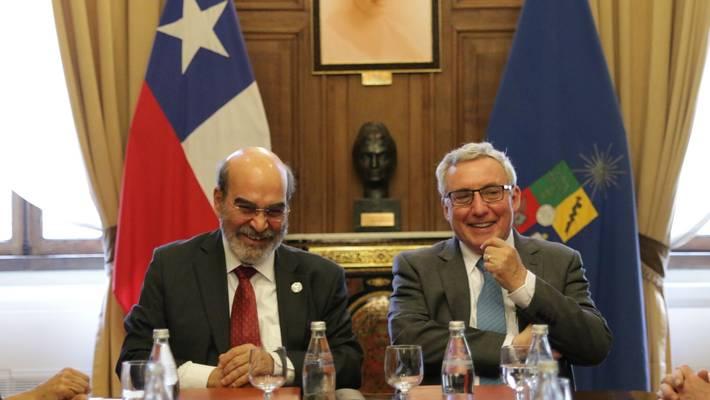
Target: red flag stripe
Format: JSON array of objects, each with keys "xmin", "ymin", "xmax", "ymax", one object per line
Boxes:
[{"xmin": 114, "ymin": 83, "xmax": 218, "ymax": 313}]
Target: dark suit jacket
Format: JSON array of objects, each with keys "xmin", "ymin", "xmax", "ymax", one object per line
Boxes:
[
  {"xmin": 387, "ymin": 232, "xmax": 612, "ymax": 384},
  {"xmin": 117, "ymin": 230, "xmax": 362, "ymax": 389}
]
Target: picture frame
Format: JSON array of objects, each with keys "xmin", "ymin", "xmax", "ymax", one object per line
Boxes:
[{"xmin": 312, "ymin": 0, "xmax": 440, "ymax": 74}]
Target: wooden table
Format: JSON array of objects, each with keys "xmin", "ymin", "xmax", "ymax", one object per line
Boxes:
[
  {"xmin": 180, "ymin": 387, "xmax": 300, "ymax": 400},
  {"xmin": 179, "ymin": 385, "xmax": 656, "ymax": 400}
]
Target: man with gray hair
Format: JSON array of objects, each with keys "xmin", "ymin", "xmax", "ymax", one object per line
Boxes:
[{"xmin": 387, "ymin": 142, "xmax": 611, "ymax": 385}]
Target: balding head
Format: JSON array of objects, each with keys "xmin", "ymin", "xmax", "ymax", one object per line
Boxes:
[{"xmin": 216, "ymin": 147, "xmax": 295, "ymax": 203}]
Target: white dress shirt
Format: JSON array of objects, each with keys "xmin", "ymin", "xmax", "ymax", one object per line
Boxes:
[
  {"xmin": 177, "ymin": 237, "xmax": 295, "ymax": 388},
  {"xmin": 459, "ymin": 232, "xmax": 536, "ymax": 346}
]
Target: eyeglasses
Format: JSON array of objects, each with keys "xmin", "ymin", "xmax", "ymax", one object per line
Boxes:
[
  {"xmin": 445, "ymin": 184, "xmax": 513, "ymax": 207},
  {"xmin": 232, "ymin": 201, "xmax": 288, "ymax": 221}
]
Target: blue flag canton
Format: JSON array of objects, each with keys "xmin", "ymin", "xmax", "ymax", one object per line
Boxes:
[
  {"xmin": 514, "ymin": 144, "xmax": 632, "ymax": 243},
  {"xmin": 145, "ymin": 0, "xmax": 256, "ymax": 141}
]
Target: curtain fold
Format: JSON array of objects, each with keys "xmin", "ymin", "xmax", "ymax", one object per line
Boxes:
[
  {"xmin": 590, "ymin": 0, "xmax": 710, "ymax": 389},
  {"xmin": 52, "ymin": 0, "xmax": 164, "ymax": 396}
]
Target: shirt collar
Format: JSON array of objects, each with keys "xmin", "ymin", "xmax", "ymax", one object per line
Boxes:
[
  {"xmin": 222, "ymin": 233, "xmax": 276, "ymax": 282},
  {"xmin": 458, "ymin": 230, "xmax": 515, "ymax": 267}
]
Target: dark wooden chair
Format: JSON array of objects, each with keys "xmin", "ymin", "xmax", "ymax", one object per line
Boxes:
[{"xmin": 347, "ymin": 290, "xmax": 393, "ymax": 397}]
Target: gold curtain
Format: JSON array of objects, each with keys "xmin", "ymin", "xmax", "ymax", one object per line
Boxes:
[
  {"xmin": 52, "ymin": 0, "xmax": 164, "ymax": 396},
  {"xmin": 590, "ymin": 0, "xmax": 710, "ymax": 390}
]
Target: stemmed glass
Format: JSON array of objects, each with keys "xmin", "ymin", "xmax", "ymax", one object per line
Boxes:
[
  {"xmin": 500, "ymin": 345, "xmax": 531, "ymax": 400},
  {"xmin": 249, "ymin": 347, "xmax": 287, "ymax": 400},
  {"xmin": 384, "ymin": 345, "xmax": 424, "ymax": 399}
]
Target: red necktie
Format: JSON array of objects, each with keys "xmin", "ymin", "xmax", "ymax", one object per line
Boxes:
[{"xmin": 230, "ymin": 266, "xmax": 261, "ymax": 347}]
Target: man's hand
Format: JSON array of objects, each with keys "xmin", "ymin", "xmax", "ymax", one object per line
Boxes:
[
  {"xmin": 512, "ymin": 325, "xmax": 533, "ymax": 348},
  {"xmin": 30, "ymin": 368, "xmax": 90, "ymax": 400},
  {"xmin": 659, "ymin": 367, "xmax": 686, "ymax": 400},
  {"xmin": 512, "ymin": 325, "xmax": 562, "ymax": 360},
  {"xmin": 658, "ymin": 365, "xmax": 710, "ymax": 400},
  {"xmin": 218, "ymin": 344, "xmax": 255, "ymax": 387},
  {"xmin": 249, "ymin": 348, "xmax": 276, "ymax": 379},
  {"xmin": 207, "ymin": 367, "xmax": 225, "ymax": 388},
  {"xmin": 481, "ymin": 238, "xmax": 527, "ymax": 291},
  {"xmin": 218, "ymin": 344, "xmax": 274, "ymax": 388}
]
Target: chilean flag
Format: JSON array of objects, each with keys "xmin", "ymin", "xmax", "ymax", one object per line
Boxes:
[{"xmin": 113, "ymin": 0, "xmax": 270, "ymax": 313}]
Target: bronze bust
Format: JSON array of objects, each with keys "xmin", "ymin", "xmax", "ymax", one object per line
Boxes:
[{"xmin": 352, "ymin": 122, "xmax": 397, "ymax": 199}]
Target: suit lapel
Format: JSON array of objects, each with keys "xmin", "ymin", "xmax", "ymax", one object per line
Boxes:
[
  {"xmin": 514, "ymin": 231, "xmax": 542, "ymax": 275},
  {"xmin": 513, "ymin": 231, "xmax": 541, "ymax": 328},
  {"xmin": 274, "ymin": 246, "xmax": 308, "ymax": 348},
  {"xmin": 438, "ymin": 238, "xmax": 472, "ymax": 324},
  {"xmin": 193, "ymin": 230, "xmax": 231, "ymax": 353}
]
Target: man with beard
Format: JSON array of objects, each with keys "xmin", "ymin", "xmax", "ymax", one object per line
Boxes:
[{"xmin": 117, "ymin": 148, "xmax": 363, "ymax": 389}]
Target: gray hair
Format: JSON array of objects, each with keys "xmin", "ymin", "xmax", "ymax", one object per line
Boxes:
[
  {"xmin": 435, "ymin": 142, "xmax": 517, "ymax": 197},
  {"xmin": 216, "ymin": 159, "xmax": 296, "ymax": 203}
]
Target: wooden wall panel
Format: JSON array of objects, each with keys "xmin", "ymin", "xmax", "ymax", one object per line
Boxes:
[
  {"xmin": 235, "ymin": 0, "xmax": 304, "ymax": 10},
  {"xmin": 236, "ymin": 1, "xmax": 520, "ymax": 234},
  {"xmin": 456, "ymin": 33, "xmax": 513, "ymax": 144}
]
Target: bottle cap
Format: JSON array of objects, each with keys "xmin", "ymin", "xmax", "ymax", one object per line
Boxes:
[
  {"xmin": 537, "ymin": 360, "xmax": 559, "ymax": 374},
  {"xmin": 153, "ymin": 328, "xmax": 170, "ymax": 340},
  {"xmin": 531, "ymin": 324, "xmax": 549, "ymax": 335},
  {"xmin": 310, "ymin": 321, "xmax": 326, "ymax": 331},
  {"xmin": 448, "ymin": 320, "xmax": 465, "ymax": 330}
]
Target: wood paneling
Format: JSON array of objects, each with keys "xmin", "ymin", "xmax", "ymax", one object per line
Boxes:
[
  {"xmin": 236, "ymin": 0, "xmax": 520, "ymax": 233},
  {"xmin": 235, "ymin": 0, "xmax": 304, "ymax": 11}
]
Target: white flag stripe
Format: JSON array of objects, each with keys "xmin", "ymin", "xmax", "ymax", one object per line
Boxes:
[{"xmin": 182, "ymin": 82, "xmax": 271, "ymax": 202}]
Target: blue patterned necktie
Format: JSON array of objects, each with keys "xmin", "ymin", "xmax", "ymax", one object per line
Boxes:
[
  {"xmin": 475, "ymin": 257, "xmax": 506, "ymax": 334},
  {"xmin": 476, "ymin": 257, "xmax": 506, "ymax": 385}
]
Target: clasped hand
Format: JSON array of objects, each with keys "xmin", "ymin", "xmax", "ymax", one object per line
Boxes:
[
  {"xmin": 208, "ymin": 344, "xmax": 274, "ymax": 388},
  {"xmin": 658, "ymin": 365, "xmax": 710, "ymax": 400},
  {"xmin": 13, "ymin": 368, "xmax": 90, "ymax": 400}
]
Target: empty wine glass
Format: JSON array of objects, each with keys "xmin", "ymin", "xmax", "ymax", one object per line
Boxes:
[
  {"xmin": 384, "ymin": 345, "xmax": 423, "ymax": 399},
  {"xmin": 249, "ymin": 347, "xmax": 287, "ymax": 400},
  {"xmin": 500, "ymin": 345, "xmax": 531, "ymax": 400}
]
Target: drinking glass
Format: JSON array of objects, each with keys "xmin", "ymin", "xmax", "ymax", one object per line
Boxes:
[
  {"xmin": 559, "ymin": 377, "xmax": 573, "ymax": 400},
  {"xmin": 384, "ymin": 345, "xmax": 423, "ymax": 399},
  {"xmin": 249, "ymin": 347, "xmax": 287, "ymax": 400},
  {"xmin": 121, "ymin": 360, "xmax": 148, "ymax": 400},
  {"xmin": 500, "ymin": 345, "xmax": 531, "ymax": 400}
]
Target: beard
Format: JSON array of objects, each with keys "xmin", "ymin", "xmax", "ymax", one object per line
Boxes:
[{"xmin": 222, "ymin": 218, "xmax": 288, "ymax": 265}]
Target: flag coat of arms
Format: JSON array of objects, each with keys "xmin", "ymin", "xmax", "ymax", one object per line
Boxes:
[
  {"xmin": 486, "ymin": 0, "xmax": 649, "ymax": 391},
  {"xmin": 114, "ymin": 0, "xmax": 270, "ymax": 313}
]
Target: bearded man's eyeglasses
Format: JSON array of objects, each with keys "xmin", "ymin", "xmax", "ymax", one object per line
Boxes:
[{"xmin": 232, "ymin": 201, "xmax": 288, "ymax": 222}]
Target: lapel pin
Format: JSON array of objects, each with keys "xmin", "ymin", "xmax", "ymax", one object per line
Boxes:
[{"xmin": 291, "ymin": 282, "xmax": 303, "ymax": 293}]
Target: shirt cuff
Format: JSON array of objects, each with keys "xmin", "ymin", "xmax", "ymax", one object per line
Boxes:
[
  {"xmin": 177, "ymin": 361, "xmax": 215, "ymax": 388},
  {"xmin": 508, "ymin": 270, "xmax": 536, "ymax": 309},
  {"xmin": 503, "ymin": 334, "xmax": 515, "ymax": 347},
  {"xmin": 270, "ymin": 351, "xmax": 296, "ymax": 384}
]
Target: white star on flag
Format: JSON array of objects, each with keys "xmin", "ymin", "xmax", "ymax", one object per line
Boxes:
[{"xmin": 157, "ymin": 0, "xmax": 230, "ymax": 73}]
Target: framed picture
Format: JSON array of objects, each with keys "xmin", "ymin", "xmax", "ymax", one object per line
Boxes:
[{"xmin": 313, "ymin": 0, "xmax": 440, "ymax": 74}]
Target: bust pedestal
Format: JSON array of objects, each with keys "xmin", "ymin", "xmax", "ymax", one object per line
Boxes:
[{"xmin": 353, "ymin": 198, "xmax": 401, "ymax": 232}]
